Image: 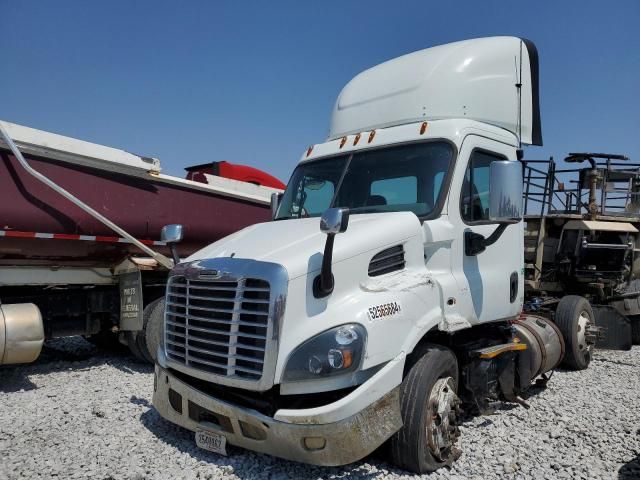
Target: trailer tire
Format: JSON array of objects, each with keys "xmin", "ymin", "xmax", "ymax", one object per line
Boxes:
[
  {"xmin": 132, "ymin": 297, "xmax": 163, "ymax": 363},
  {"xmin": 555, "ymin": 295, "xmax": 595, "ymax": 370},
  {"xmin": 143, "ymin": 297, "xmax": 165, "ymax": 363},
  {"xmin": 125, "ymin": 331, "xmax": 147, "ymax": 362},
  {"xmin": 389, "ymin": 344, "xmax": 461, "ymax": 474}
]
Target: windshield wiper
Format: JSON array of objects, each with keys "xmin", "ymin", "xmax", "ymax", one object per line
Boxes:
[{"xmin": 328, "ymin": 153, "xmax": 354, "ymax": 209}]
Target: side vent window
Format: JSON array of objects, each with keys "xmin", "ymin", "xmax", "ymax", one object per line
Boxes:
[{"xmin": 368, "ymin": 245, "xmax": 406, "ymax": 277}]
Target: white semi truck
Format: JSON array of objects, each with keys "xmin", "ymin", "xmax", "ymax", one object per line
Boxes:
[{"xmin": 152, "ymin": 37, "xmax": 582, "ymax": 473}]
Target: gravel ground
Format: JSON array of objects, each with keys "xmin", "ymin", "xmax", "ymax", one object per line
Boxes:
[{"xmin": 1, "ymin": 338, "xmax": 639, "ymax": 480}]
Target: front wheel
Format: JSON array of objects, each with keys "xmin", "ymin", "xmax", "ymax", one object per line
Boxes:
[{"xmin": 389, "ymin": 344, "xmax": 461, "ymax": 474}]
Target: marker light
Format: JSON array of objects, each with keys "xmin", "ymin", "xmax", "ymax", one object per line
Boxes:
[
  {"xmin": 420, "ymin": 121, "xmax": 428, "ymax": 135},
  {"xmin": 353, "ymin": 133, "xmax": 361, "ymax": 146},
  {"xmin": 306, "ymin": 145, "xmax": 314, "ymax": 157},
  {"xmin": 339, "ymin": 136, "xmax": 347, "ymax": 148},
  {"xmin": 368, "ymin": 130, "xmax": 376, "ymax": 143}
]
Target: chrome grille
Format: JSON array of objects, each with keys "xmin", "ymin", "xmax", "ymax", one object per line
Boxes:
[{"xmin": 165, "ymin": 276, "xmax": 271, "ymax": 380}]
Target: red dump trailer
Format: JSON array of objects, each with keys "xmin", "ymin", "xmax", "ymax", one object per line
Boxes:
[{"xmin": 0, "ymin": 120, "xmax": 284, "ymax": 364}]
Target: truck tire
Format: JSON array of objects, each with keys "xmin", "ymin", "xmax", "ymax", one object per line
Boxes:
[
  {"xmin": 143, "ymin": 297, "xmax": 165, "ymax": 363},
  {"xmin": 389, "ymin": 344, "xmax": 461, "ymax": 474},
  {"xmin": 133, "ymin": 297, "xmax": 165, "ymax": 363},
  {"xmin": 125, "ymin": 331, "xmax": 147, "ymax": 362},
  {"xmin": 554, "ymin": 295, "xmax": 595, "ymax": 370}
]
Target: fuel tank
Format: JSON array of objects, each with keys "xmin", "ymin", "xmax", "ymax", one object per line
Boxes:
[{"xmin": 513, "ymin": 315, "xmax": 565, "ymax": 381}]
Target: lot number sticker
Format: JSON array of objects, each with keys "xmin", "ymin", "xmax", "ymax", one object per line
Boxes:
[{"xmin": 368, "ymin": 301, "xmax": 402, "ymax": 321}]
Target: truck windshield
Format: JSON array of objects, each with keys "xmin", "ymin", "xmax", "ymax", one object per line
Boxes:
[{"xmin": 275, "ymin": 141, "xmax": 454, "ymax": 220}]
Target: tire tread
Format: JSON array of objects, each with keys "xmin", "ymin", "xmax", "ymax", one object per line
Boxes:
[{"xmin": 389, "ymin": 344, "xmax": 458, "ymax": 473}]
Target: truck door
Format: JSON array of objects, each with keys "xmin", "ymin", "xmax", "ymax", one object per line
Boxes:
[{"xmin": 450, "ymin": 135, "xmax": 523, "ymax": 324}]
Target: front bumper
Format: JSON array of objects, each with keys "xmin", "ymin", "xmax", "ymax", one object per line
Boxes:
[{"xmin": 153, "ymin": 365, "xmax": 402, "ymax": 466}]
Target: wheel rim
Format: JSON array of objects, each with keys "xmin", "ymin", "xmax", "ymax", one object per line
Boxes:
[
  {"xmin": 426, "ymin": 377, "xmax": 460, "ymax": 462},
  {"xmin": 576, "ymin": 310, "xmax": 595, "ymax": 360}
]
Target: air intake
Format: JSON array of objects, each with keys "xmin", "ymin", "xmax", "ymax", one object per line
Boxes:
[{"xmin": 368, "ymin": 245, "xmax": 405, "ymax": 277}]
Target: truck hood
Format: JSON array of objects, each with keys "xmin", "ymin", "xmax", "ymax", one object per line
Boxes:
[{"xmin": 186, "ymin": 212, "xmax": 423, "ymax": 280}]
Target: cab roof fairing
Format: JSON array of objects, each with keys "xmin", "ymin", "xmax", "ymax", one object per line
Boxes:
[{"xmin": 328, "ymin": 36, "xmax": 542, "ymax": 147}]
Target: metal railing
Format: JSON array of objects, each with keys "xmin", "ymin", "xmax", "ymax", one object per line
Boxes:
[
  {"xmin": 522, "ymin": 154, "xmax": 640, "ymax": 218},
  {"xmin": 522, "ymin": 154, "xmax": 637, "ymax": 284}
]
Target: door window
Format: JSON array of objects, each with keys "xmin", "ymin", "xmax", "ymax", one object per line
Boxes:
[{"xmin": 461, "ymin": 150, "xmax": 505, "ymax": 222}]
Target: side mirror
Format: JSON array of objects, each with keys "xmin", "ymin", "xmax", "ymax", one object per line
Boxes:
[
  {"xmin": 161, "ymin": 224, "xmax": 184, "ymax": 244},
  {"xmin": 315, "ymin": 207, "xmax": 350, "ymax": 298},
  {"xmin": 320, "ymin": 207, "xmax": 350, "ymax": 234},
  {"xmin": 271, "ymin": 192, "xmax": 283, "ymax": 220},
  {"xmin": 489, "ymin": 161, "xmax": 523, "ymax": 223},
  {"xmin": 161, "ymin": 224, "xmax": 183, "ymax": 265},
  {"xmin": 466, "ymin": 161, "xmax": 522, "ymax": 257}
]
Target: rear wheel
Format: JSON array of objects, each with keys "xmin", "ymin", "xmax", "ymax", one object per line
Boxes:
[
  {"xmin": 389, "ymin": 344, "xmax": 461, "ymax": 474},
  {"xmin": 554, "ymin": 295, "xmax": 595, "ymax": 370}
]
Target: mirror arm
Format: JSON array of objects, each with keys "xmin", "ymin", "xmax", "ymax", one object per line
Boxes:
[
  {"xmin": 465, "ymin": 222, "xmax": 513, "ymax": 256},
  {"xmin": 160, "ymin": 224, "xmax": 183, "ymax": 266},
  {"xmin": 271, "ymin": 192, "xmax": 283, "ymax": 220},
  {"xmin": 484, "ymin": 222, "xmax": 510, "ymax": 246},
  {"xmin": 313, "ymin": 234, "xmax": 335, "ymax": 298},
  {"xmin": 168, "ymin": 244, "xmax": 180, "ymax": 265}
]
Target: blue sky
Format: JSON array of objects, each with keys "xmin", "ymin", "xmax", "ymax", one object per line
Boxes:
[{"xmin": 1, "ymin": 1, "xmax": 639, "ymax": 182}]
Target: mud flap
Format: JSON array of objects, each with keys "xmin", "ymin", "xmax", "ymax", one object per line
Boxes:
[
  {"xmin": 119, "ymin": 270, "xmax": 144, "ymax": 331},
  {"xmin": 592, "ymin": 305, "xmax": 632, "ymax": 350}
]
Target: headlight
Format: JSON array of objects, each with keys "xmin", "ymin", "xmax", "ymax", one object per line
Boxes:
[{"xmin": 282, "ymin": 324, "xmax": 366, "ymax": 382}]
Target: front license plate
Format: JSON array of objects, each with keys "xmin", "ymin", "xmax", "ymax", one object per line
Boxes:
[{"xmin": 195, "ymin": 430, "xmax": 227, "ymax": 456}]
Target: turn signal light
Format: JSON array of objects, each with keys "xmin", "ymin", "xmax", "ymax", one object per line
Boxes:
[{"xmin": 342, "ymin": 349, "xmax": 353, "ymax": 369}]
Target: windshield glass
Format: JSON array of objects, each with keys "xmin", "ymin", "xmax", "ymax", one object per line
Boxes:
[{"xmin": 275, "ymin": 141, "xmax": 454, "ymax": 220}]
